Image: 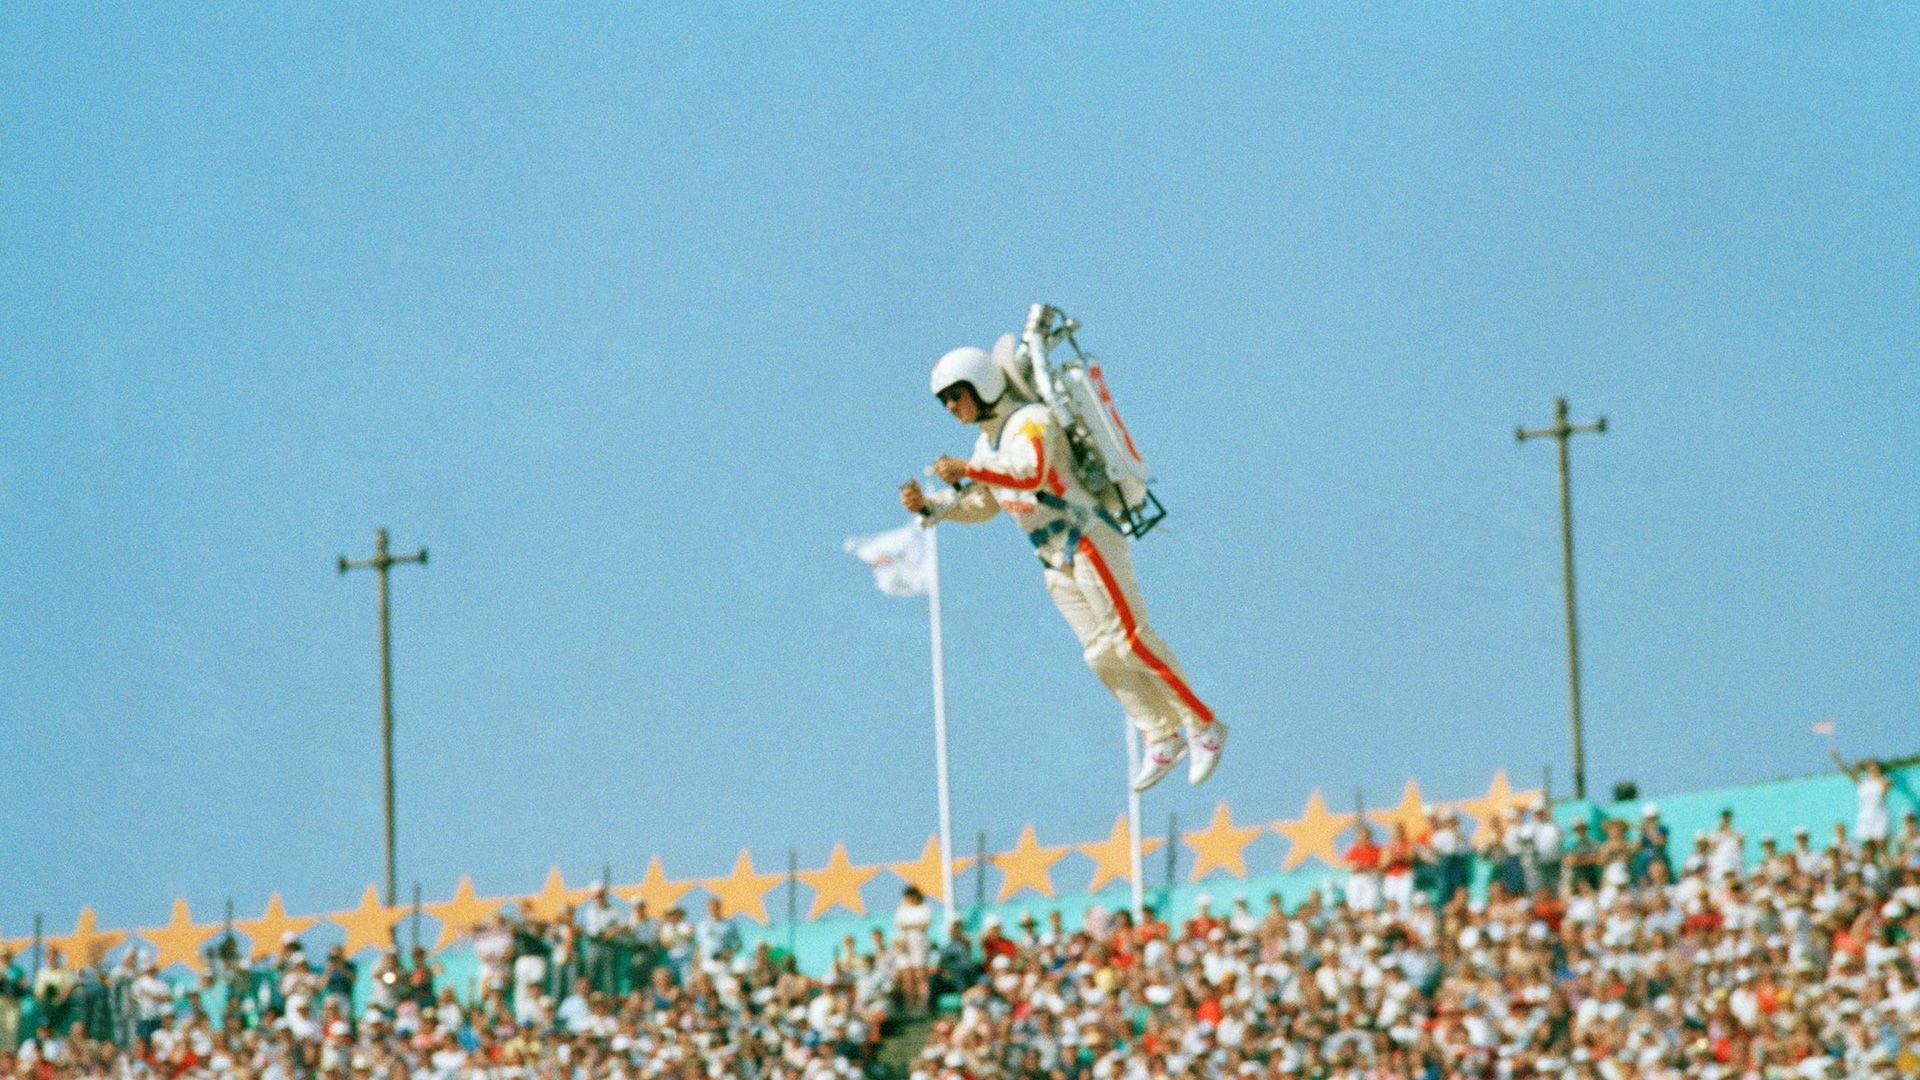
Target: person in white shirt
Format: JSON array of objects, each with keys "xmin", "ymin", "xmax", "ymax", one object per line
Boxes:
[
  {"xmin": 277, "ymin": 995, "xmax": 319, "ymax": 1042},
  {"xmin": 130, "ymin": 959, "xmax": 172, "ymax": 1044},
  {"xmin": 1427, "ymin": 810, "xmax": 1469, "ymax": 905},
  {"xmin": 1830, "ymin": 749, "xmax": 1891, "ymax": 844},
  {"xmin": 578, "ymin": 883, "xmax": 626, "ymax": 993},
  {"xmin": 1707, "ymin": 810, "xmax": 1745, "ymax": 883},
  {"xmin": 1894, "ymin": 810, "xmax": 1920, "ymax": 863},
  {"xmin": 1829, "ymin": 821, "xmax": 1855, "ymax": 865},
  {"xmin": 892, "ymin": 886, "xmax": 933, "ymax": 1016},
  {"xmin": 1228, "ymin": 896, "xmax": 1258, "ymax": 936},
  {"xmin": 556, "ymin": 976, "xmax": 594, "ymax": 1033},
  {"xmin": 1526, "ymin": 806, "xmax": 1563, "ymax": 894},
  {"xmin": 1789, "ymin": 826, "xmax": 1821, "ymax": 876},
  {"xmin": 473, "ymin": 915, "xmax": 512, "ymax": 997}
]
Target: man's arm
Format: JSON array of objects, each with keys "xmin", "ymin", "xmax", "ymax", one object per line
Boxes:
[
  {"xmin": 961, "ymin": 411, "xmax": 1049, "ymax": 491},
  {"xmin": 901, "ymin": 478, "xmax": 998, "ymax": 524}
]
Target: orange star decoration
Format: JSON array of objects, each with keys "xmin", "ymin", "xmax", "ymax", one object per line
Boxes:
[
  {"xmin": 887, "ymin": 835, "xmax": 975, "ymax": 905},
  {"xmin": 1272, "ymin": 789, "xmax": 1358, "ymax": 870},
  {"xmin": 703, "ymin": 850, "xmax": 785, "ymax": 924},
  {"xmin": 1455, "ymin": 769, "xmax": 1542, "ymax": 840},
  {"xmin": 1366, "ymin": 780, "xmax": 1429, "ymax": 838},
  {"xmin": 992, "ymin": 825, "xmax": 1070, "ymax": 901},
  {"xmin": 46, "ymin": 908, "xmax": 125, "ymax": 966},
  {"xmin": 1078, "ymin": 813, "xmax": 1166, "ymax": 894},
  {"xmin": 797, "ymin": 843, "xmax": 881, "ymax": 919},
  {"xmin": 617, "ymin": 856, "xmax": 697, "ymax": 914},
  {"xmin": 1183, "ymin": 802, "xmax": 1268, "ymax": 881},
  {"xmin": 135, "ymin": 899, "xmax": 219, "ymax": 974},
  {"xmin": 235, "ymin": 893, "xmax": 315, "ymax": 961},
  {"xmin": 329, "ymin": 885, "xmax": 405, "ymax": 957},
  {"xmin": 423, "ymin": 876, "xmax": 501, "ymax": 950},
  {"xmin": 524, "ymin": 867, "xmax": 589, "ymax": 921}
]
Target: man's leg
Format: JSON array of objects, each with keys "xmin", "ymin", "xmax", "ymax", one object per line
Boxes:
[
  {"xmin": 1045, "ymin": 564, "xmax": 1190, "ymax": 792},
  {"xmin": 1070, "ymin": 530, "xmax": 1214, "ymax": 730},
  {"xmin": 1070, "ymin": 529, "xmax": 1228, "ymax": 785},
  {"xmin": 1045, "ymin": 566, "xmax": 1181, "ymax": 737}
]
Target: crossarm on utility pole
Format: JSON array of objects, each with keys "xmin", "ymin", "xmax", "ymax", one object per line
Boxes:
[{"xmin": 338, "ymin": 527, "xmax": 428, "ymax": 910}]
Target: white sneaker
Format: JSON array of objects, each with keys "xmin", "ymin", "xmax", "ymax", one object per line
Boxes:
[
  {"xmin": 1131, "ymin": 732, "xmax": 1189, "ymax": 792},
  {"xmin": 1188, "ymin": 721, "xmax": 1229, "ymax": 785}
]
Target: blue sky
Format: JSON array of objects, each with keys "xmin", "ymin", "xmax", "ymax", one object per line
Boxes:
[{"xmin": 2, "ymin": 4, "xmax": 1915, "ymax": 937}]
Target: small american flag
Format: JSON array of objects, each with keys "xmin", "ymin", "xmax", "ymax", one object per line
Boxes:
[{"xmin": 1811, "ymin": 719, "xmax": 1835, "ymax": 737}]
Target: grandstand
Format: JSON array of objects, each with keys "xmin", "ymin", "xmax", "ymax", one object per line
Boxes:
[{"xmin": 3, "ymin": 761, "xmax": 1915, "ymax": 1078}]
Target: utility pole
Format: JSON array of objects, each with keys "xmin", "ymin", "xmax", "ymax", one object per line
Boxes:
[
  {"xmin": 339, "ymin": 528, "xmax": 428, "ymax": 907},
  {"xmin": 1516, "ymin": 398, "xmax": 1606, "ymax": 800}
]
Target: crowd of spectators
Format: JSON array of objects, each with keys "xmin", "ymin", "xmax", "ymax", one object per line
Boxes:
[
  {"xmin": 4, "ymin": 763, "xmax": 1916, "ymax": 1080},
  {"xmin": 913, "ymin": 792, "xmax": 1920, "ymax": 1080},
  {"xmin": 1, "ymin": 891, "xmax": 892, "ymax": 1080}
]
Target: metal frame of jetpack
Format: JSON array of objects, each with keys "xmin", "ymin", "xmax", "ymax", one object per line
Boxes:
[{"xmin": 1016, "ymin": 304, "xmax": 1169, "ymax": 539}]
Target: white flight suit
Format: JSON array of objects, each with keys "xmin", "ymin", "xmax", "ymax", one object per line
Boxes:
[{"xmin": 929, "ymin": 401, "xmax": 1214, "ymax": 742}]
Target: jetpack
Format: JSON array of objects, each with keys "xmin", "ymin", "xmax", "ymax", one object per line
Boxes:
[{"xmin": 992, "ymin": 304, "xmax": 1168, "ymax": 539}]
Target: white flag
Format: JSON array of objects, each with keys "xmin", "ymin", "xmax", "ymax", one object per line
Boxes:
[{"xmin": 844, "ymin": 522, "xmax": 931, "ymax": 598}]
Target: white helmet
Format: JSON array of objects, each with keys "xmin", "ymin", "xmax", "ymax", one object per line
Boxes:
[{"xmin": 929, "ymin": 346, "xmax": 1005, "ymax": 405}]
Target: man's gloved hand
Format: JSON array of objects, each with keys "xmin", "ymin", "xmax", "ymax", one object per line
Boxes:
[
  {"xmin": 900, "ymin": 479, "xmax": 928, "ymax": 515},
  {"xmin": 932, "ymin": 457, "xmax": 969, "ymax": 485}
]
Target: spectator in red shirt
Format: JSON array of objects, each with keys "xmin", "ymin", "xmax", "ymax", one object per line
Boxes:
[
  {"xmin": 1136, "ymin": 904, "xmax": 1169, "ymax": 942},
  {"xmin": 979, "ymin": 915, "xmax": 1018, "ymax": 961},
  {"xmin": 1529, "ymin": 885, "xmax": 1566, "ymax": 933},
  {"xmin": 1183, "ymin": 894, "xmax": 1222, "ymax": 940},
  {"xmin": 1104, "ymin": 909, "xmax": 1139, "ymax": 969},
  {"xmin": 1345, "ymin": 825, "xmax": 1384, "ymax": 911}
]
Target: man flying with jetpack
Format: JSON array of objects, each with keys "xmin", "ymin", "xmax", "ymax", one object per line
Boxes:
[{"xmin": 899, "ymin": 306, "xmax": 1227, "ymax": 792}]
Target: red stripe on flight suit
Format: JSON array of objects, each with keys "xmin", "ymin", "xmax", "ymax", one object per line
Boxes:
[
  {"xmin": 965, "ymin": 434, "xmax": 1046, "ymax": 491},
  {"xmin": 1076, "ymin": 536, "xmax": 1216, "ymax": 725}
]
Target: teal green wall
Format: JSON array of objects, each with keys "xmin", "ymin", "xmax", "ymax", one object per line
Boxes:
[{"xmin": 29, "ymin": 761, "xmax": 1905, "ymax": 1027}]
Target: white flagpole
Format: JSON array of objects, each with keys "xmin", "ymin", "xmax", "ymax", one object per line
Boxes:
[
  {"xmin": 924, "ymin": 521, "xmax": 959, "ymax": 928},
  {"xmin": 1125, "ymin": 724, "xmax": 1145, "ymax": 920}
]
